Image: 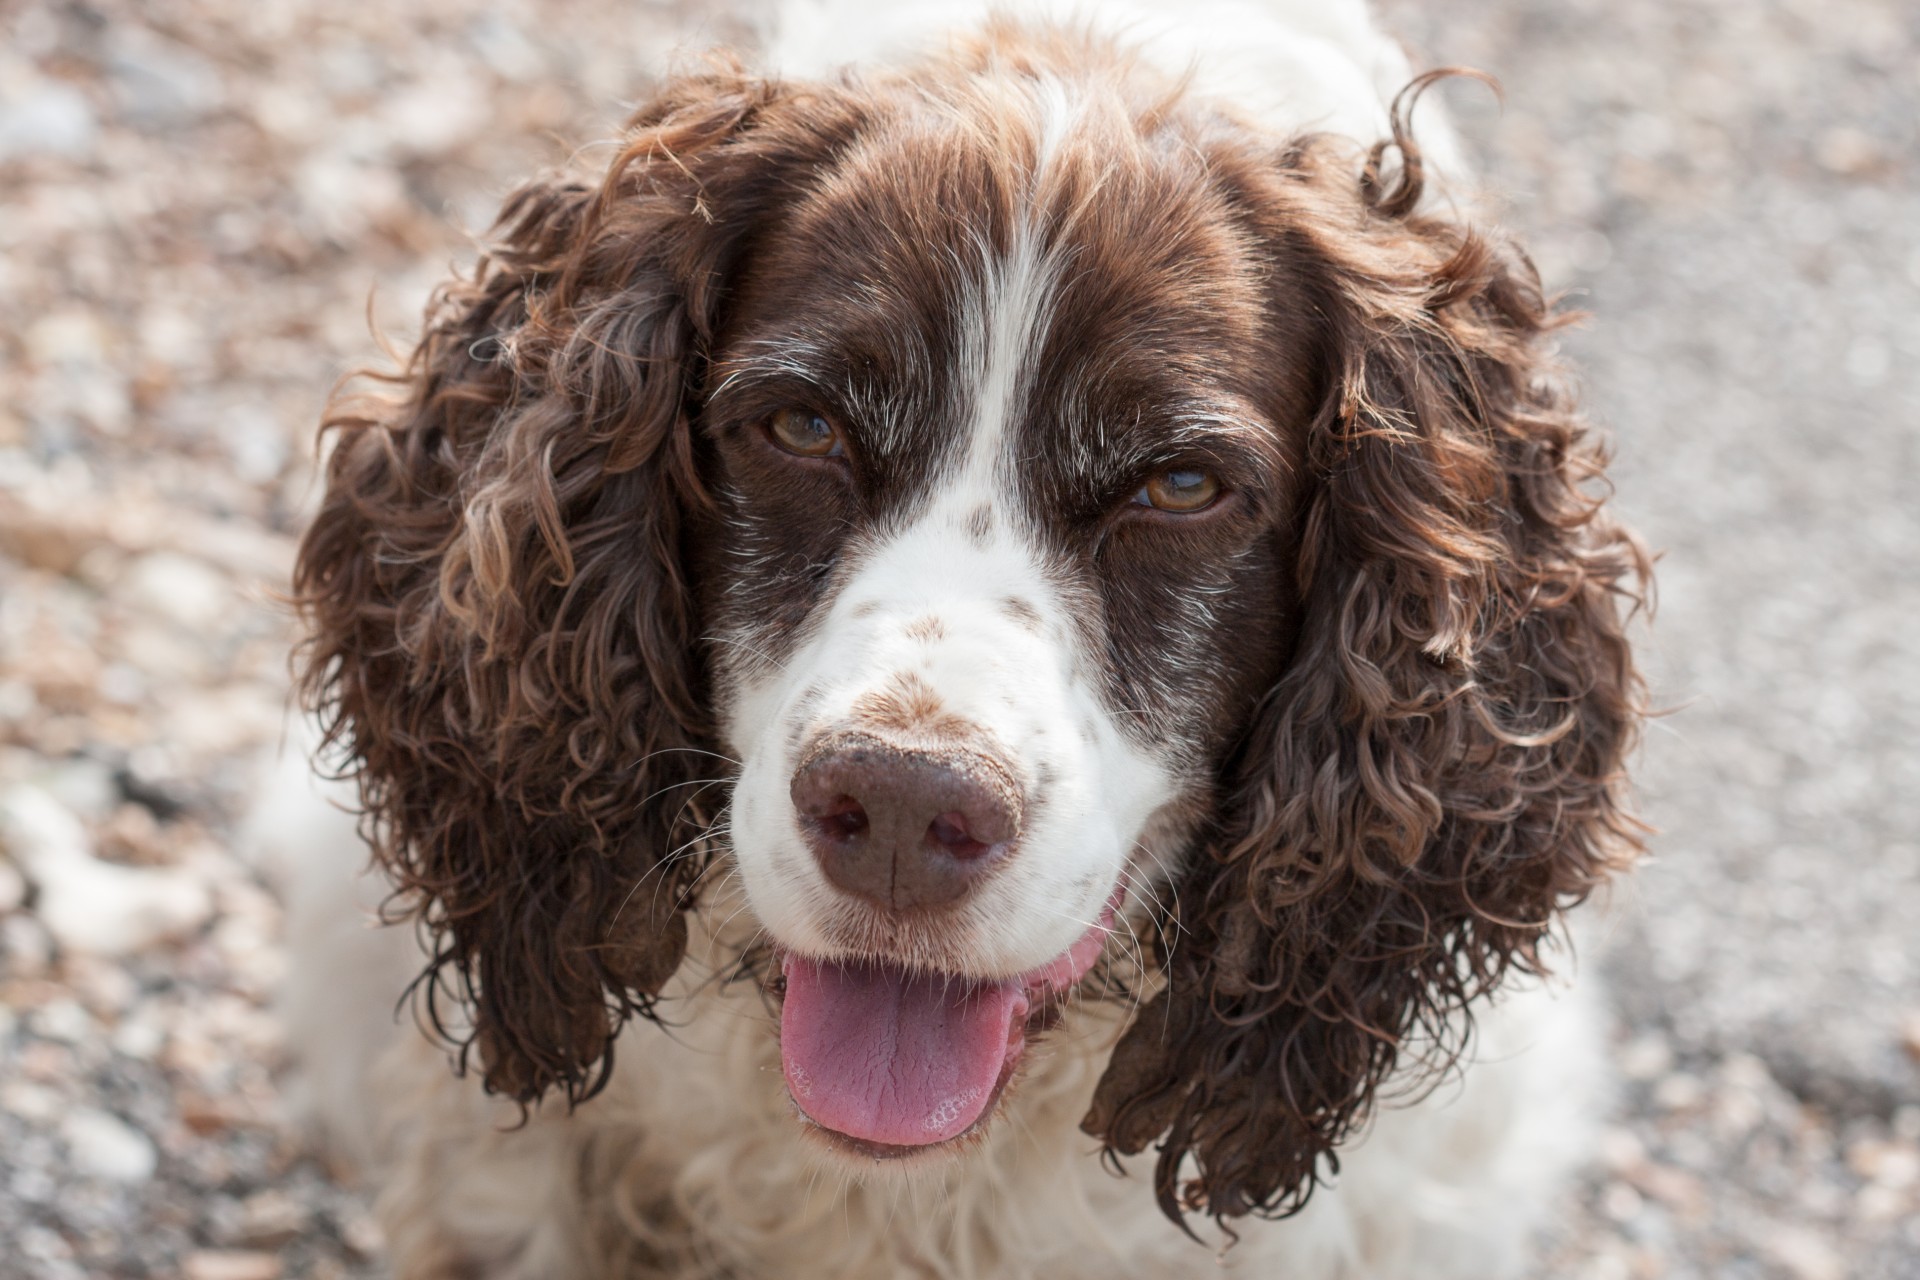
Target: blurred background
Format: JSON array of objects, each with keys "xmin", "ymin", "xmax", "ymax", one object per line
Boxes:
[{"xmin": 0, "ymin": 0, "xmax": 1914, "ymax": 1275}]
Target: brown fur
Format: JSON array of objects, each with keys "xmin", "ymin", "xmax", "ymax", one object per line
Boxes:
[
  {"xmin": 294, "ymin": 64, "xmax": 863, "ymax": 1106},
  {"xmin": 1083, "ymin": 80, "xmax": 1649, "ymax": 1224}
]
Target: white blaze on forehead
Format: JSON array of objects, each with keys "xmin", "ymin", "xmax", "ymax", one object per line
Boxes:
[{"xmin": 943, "ymin": 76, "xmax": 1077, "ymax": 524}]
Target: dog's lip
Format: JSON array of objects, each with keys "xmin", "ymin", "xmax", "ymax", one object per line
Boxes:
[
  {"xmin": 768, "ymin": 885, "xmax": 1125, "ymax": 1000},
  {"xmin": 771, "ymin": 886, "xmax": 1125, "ymax": 1154}
]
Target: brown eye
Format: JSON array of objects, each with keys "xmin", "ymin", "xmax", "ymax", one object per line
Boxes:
[
  {"xmin": 1134, "ymin": 468, "xmax": 1220, "ymax": 513},
  {"xmin": 768, "ymin": 408, "xmax": 843, "ymax": 458}
]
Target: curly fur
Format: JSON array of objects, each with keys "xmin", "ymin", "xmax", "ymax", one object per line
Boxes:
[
  {"xmin": 1084, "ymin": 76, "xmax": 1649, "ymax": 1224},
  {"xmin": 296, "ymin": 69, "xmax": 860, "ymax": 1104}
]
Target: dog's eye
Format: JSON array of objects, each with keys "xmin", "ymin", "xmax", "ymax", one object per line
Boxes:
[
  {"xmin": 1133, "ymin": 468, "xmax": 1220, "ymax": 513},
  {"xmin": 768, "ymin": 408, "xmax": 844, "ymax": 458}
]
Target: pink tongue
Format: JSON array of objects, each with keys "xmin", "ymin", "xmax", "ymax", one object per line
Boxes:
[{"xmin": 781, "ymin": 957, "xmax": 1027, "ymax": 1146}]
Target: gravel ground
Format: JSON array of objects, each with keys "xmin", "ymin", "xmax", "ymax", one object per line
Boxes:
[{"xmin": 1, "ymin": 1, "xmax": 1915, "ymax": 1277}]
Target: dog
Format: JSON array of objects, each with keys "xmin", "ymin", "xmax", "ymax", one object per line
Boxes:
[{"xmin": 267, "ymin": 0, "xmax": 1648, "ymax": 1274}]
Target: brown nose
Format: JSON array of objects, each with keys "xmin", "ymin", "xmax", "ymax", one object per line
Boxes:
[{"xmin": 791, "ymin": 732, "xmax": 1022, "ymax": 911}]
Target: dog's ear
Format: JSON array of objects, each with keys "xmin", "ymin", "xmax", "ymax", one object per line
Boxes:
[
  {"xmin": 1085, "ymin": 84, "xmax": 1650, "ymax": 1226},
  {"xmin": 295, "ymin": 65, "xmax": 863, "ymax": 1106}
]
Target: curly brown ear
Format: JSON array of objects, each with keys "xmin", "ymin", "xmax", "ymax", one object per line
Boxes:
[
  {"xmin": 294, "ymin": 66, "xmax": 858, "ymax": 1106},
  {"xmin": 1085, "ymin": 87, "xmax": 1651, "ymax": 1227}
]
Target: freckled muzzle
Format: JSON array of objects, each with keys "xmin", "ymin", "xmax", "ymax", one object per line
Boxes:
[{"xmin": 790, "ymin": 729, "xmax": 1023, "ymax": 912}]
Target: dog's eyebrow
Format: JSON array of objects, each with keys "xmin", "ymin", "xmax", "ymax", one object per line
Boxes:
[
  {"xmin": 1161, "ymin": 401, "xmax": 1266, "ymax": 445},
  {"xmin": 1088, "ymin": 397, "xmax": 1271, "ymax": 462},
  {"xmin": 710, "ymin": 337, "xmax": 841, "ymax": 398}
]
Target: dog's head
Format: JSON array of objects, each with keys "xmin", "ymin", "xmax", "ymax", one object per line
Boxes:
[{"xmin": 296, "ymin": 34, "xmax": 1645, "ymax": 1227}]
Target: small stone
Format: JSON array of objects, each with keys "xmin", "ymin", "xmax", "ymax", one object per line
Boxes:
[
  {"xmin": 0, "ymin": 785, "xmax": 212, "ymax": 956},
  {"xmin": 341, "ymin": 1208, "xmax": 386, "ymax": 1259},
  {"xmin": 17, "ymin": 1224, "xmax": 77, "ymax": 1266},
  {"xmin": 1847, "ymin": 1140, "xmax": 1920, "ymax": 1190},
  {"xmin": 1599, "ymin": 1180, "xmax": 1643, "ymax": 1223},
  {"xmin": 35, "ymin": 757, "xmax": 119, "ymax": 822},
  {"xmin": 229, "ymin": 1189, "xmax": 310, "ymax": 1248},
  {"xmin": 380, "ymin": 69, "xmax": 487, "ymax": 157},
  {"xmin": 65, "ymin": 952, "xmax": 138, "ymax": 1013},
  {"xmin": 2, "ymin": 1081, "xmax": 62, "ymax": 1123},
  {"xmin": 29, "ymin": 997, "xmax": 94, "ymax": 1043},
  {"xmin": 182, "ymin": 1251, "xmax": 281, "ymax": 1280},
  {"xmin": 1630, "ymin": 1161, "xmax": 1709, "ymax": 1217},
  {"xmin": 1716, "ymin": 1052, "xmax": 1774, "ymax": 1090},
  {"xmin": 1814, "ymin": 125, "xmax": 1881, "ymax": 177},
  {"xmin": 110, "ymin": 1004, "xmax": 167, "ymax": 1059},
  {"xmin": 0, "ymin": 78, "xmax": 97, "ymax": 161},
  {"xmin": 61, "ymin": 1107, "xmax": 159, "ymax": 1183},
  {"xmin": 23, "ymin": 309, "xmax": 111, "ymax": 368},
  {"xmin": 0, "ymin": 679, "xmax": 35, "ymax": 724},
  {"xmin": 1651, "ymin": 1071, "xmax": 1705, "ymax": 1111},
  {"xmin": 106, "ymin": 27, "xmax": 226, "ymax": 128},
  {"xmin": 0, "ymin": 857, "xmax": 24, "ymax": 913},
  {"xmin": 0, "ymin": 502, "xmax": 93, "ymax": 576},
  {"xmin": 1617, "ymin": 1033, "xmax": 1672, "ymax": 1082},
  {"xmin": 122, "ymin": 551, "xmax": 235, "ymax": 631},
  {"xmin": 2, "ymin": 912, "xmax": 53, "ymax": 975},
  {"xmin": 1596, "ymin": 1126, "xmax": 1646, "ymax": 1172},
  {"xmin": 1764, "ymin": 1225, "xmax": 1846, "ymax": 1280},
  {"xmin": 98, "ymin": 802, "xmax": 164, "ymax": 864},
  {"xmin": 15, "ymin": 1039, "xmax": 73, "ymax": 1083},
  {"xmin": 1853, "ymin": 1183, "xmax": 1908, "ymax": 1224}
]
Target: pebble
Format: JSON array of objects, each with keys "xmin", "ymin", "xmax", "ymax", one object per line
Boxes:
[
  {"xmin": 32, "ymin": 756, "xmax": 119, "ymax": 822},
  {"xmin": 2, "ymin": 912, "xmax": 54, "ymax": 975},
  {"xmin": 1764, "ymin": 1225, "xmax": 1847, "ymax": 1280},
  {"xmin": 181, "ymin": 1251, "xmax": 281, "ymax": 1280},
  {"xmin": 29, "ymin": 997, "xmax": 94, "ymax": 1043},
  {"xmin": 1846, "ymin": 1140, "xmax": 1920, "ymax": 1190},
  {"xmin": 105, "ymin": 26, "xmax": 225, "ymax": 127},
  {"xmin": 229, "ymin": 1189, "xmax": 311, "ymax": 1248},
  {"xmin": 0, "ymin": 856, "xmax": 24, "ymax": 912},
  {"xmin": 2, "ymin": 1082, "xmax": 64, "ymax": 1124},
  {"xmin": 0, "ymin": 77, "xmax": 98, "ymax": 161},
  {"xmin": 0, "ymin": 784, "xmax": 212, "ymax": 956},
  {"xmin": 60, "ymin": 1108, "xmax": 158, "ymax": 1183},
  {"xmin": 110, "ymin": 1008, "xmax": 167, "ymax": 1060},
  {"xmin": 122, "ymin": 551, "xmax": 236, "ymax": 631}
]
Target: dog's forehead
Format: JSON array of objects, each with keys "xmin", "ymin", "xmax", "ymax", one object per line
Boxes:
[{"xmin": 714, "ymin": 75, "xmax": 1300, "ymax": 518}]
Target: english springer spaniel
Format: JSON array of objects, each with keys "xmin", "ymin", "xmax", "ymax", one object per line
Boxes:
[{"xmin": 268, "ymin": 0, "xmax": 1648, "ymax": 1274}]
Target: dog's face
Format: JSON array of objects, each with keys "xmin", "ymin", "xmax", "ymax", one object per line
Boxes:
[
  {"xmin": 696, "ymin": 86, "xmax": 1318, "ymax": 1152},
  {"xmin": 297, "ymin": 34, "xmax": 1644, "ymax": 1226}
]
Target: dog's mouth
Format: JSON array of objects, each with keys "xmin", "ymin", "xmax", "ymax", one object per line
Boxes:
[{"xmin": 775, "ymin": 892, "xmax": 1119, "ymax": 1156}]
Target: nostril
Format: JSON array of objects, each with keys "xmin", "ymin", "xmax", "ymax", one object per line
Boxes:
[
  {"xmin": 812, "ymin": 796, "xmax": 869, "ymax": 844},
  {"xmin": 926, "ymin": 811, "xmax": 990, "ymax": 861},
  {"xmin": 791, "ymin": 730, "xmax": 1022, "ymax": 911}
]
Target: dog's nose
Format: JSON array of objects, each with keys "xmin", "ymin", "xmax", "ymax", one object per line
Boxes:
[{"xmin": 790, "ymin": 732, "xmax": 1021, "ymax": 911}]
